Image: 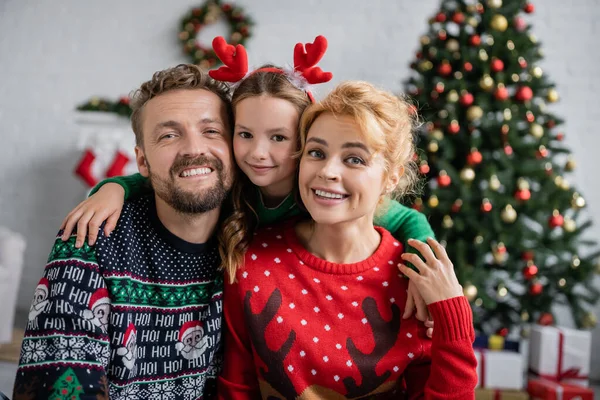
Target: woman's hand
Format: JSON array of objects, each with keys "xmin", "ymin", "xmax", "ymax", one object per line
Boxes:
[
  {"xmin": 398, "ymin": 237, "xmax": 463, "ymax": 305},
  {"xmin": 60, "ymin": 183, "xmax": 126, "ymax": 247}
]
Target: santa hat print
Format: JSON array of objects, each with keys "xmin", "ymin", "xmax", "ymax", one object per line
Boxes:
[
  {"xmin": 178, "ymin": 321, "xmax": 203, "ymax": 341},
  {"xmin": 36, "ymin": 277, "xmax": 50, "ymax": 295},
  {"xmin": 123, "ymin": 323, "xmax": 137, "ymax": 346},
  {"xmin": 88, "ymin": 288, "xmax": 110, "ymax": 310}
]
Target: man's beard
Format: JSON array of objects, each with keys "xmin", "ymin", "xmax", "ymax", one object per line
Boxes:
[{"xmin": 148, "ymin": 155, "xmax": 231, "ymax": 214}]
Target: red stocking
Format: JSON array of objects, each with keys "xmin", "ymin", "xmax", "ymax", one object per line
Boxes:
[
  {"xmin": 106, "ymin": 150, "xmax": 130, "ymax": 178},
  {"xmin": 74, "ymin": 148, "xmax": 98, "ymax": 187}
]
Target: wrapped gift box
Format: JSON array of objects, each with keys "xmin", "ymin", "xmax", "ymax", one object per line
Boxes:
[
  {"xmin": 527, "ymin": 378, "xmax": 594, "ymax": 400},
  {"xmin": 475, "ymin": 349, "xmax": 524, "ymax": 390},
  {"xmin": 474, "ymin": 334, "xmax": 520, "ymax": 353},
  {"xmin": 529, "ymin": 325, "xmax": 591, "ymax": 387},
  {"xmin": 475, "ymin": 388, "xmax": 528, "ymax": 399}
]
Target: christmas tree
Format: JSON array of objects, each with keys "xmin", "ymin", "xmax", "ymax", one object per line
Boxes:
[
  {"xmin": 49, "ymin": 368, "xmax": 84, "ymax": 400},
  {"xmin": 405, "ymin": 0, "xmax": 600, "ymax": 335}
]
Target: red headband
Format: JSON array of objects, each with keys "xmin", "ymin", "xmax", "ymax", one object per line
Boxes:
[{"xmin": 208, "ymin": 35, "xmax": 333, "ymax": 101}]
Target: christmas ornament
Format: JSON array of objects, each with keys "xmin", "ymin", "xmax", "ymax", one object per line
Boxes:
[
  {"xmin": 536, "ymin": 145, "xmax": 548, "ymax": 158},
  {"xmin": 435, "ymin": 82, "xmax": 445, "ymax": 93},
  {"xmin": 437, "ymin": 170, "xmax": 452, "ymax": 187},
  {"xmin": 524, "ymin": 3, "xmax": 535, "ymax": 13},
  {"xmin": 497, "ymin": 285, "xmax": 508, "ymax": 297},
  {"xmin": 518, "ymin": 57, "xmax": 528, "ymax": 68},
  {"xmin": 547, "ymin": 88, "xmax": 559, "ymax": 102},
  {"xmin": 428, "ymin": 195, "xmax": 439, "ymax": 208},
  {"xmin": 563, "ymin": 218, "xmax": 576, "ymax": 232},
  {"xmin": 497, "ymin": 327, "xmax": 509, "ymax": 337},
  {"xmin": 442, "ymin": 215, "xmax": 454, "ymax": 228},
  {"xmin": 565, "ymin": 156, "xmax": 576, "ymax": 171},
  {"xmin": 467, "ymin": 17, "xmax": 478, "ymax": 27},
  {"xmin": 487, "ymin": 0, "xmax": 502, "ymax": 8},
  {"xmin": 494, "ymin": 84, "xmax": 509, "ymax": 101},
  {"xmin": 522, "ymin": 251, "xmax": 535, "ymax": 261},
  {"xmin": 446, "ymin": 39, "xmax": 460, "ymax": 52},
  {"xmin": 571, "ymin": 256, "xmax": 581, "ymax": 269},
  {"xmin": 452, "ymin": 12, "xmax": 465, "ymax": 24},
  {"xmin": 428, "ymin": 141, "xmax": 439, "ymax": 153},
  {"xmin": 434, "ymin": 12, "xmax": 446, "ymax": 22},
  {"xmin": 504, "ymin": 145, "xmax": 513, "ymax": 155},
  {"xmin": 572, "ymin": 193, "xmax": 586, "ymax": 209},
  {"xmin": 419, "ymin": 60, "xmax": 433, "ymax": 72},
  {"xmin": 521, "ymin": 311, "xmax": 530, "ymax": 322},
  {"xmin": 503, "ymin": 108, "xmax": 512, "ymax": 120},
  {"xmin": 547, "ymin": 119, "xmax": 556, "ymax": 128},
  {"xmin": 529, "ymin": 282, "xmax": 543, "ymax": 295},
  {"xmin": 515, "ymin": 188, "xmax": 531, "ymax": 201},
  {"xmin": 548, "ymin": 209, "xmax": 564, "ymax": 228},
  {"xmin": 419, "ymin": 162, "xmax": 430, "ymax": 174},
  {"xmin": 438, "ymin": 29, "xmax": 447, "ymax": 41},
  {"xmin": 481, "ymin": 198, "xmax": 493, "ymax": 213},
  {"xmin": 474, "ymin": 235, "xmax": 484, "ymax": 245},
  {"xmin": 430, "ymin": 129, "xmax": 444, "ymax": 141},
  {"xmin": 501, "ymin": 124, "xmax": 509, "ymax": 135},
  {"xmin": 460, "ymin": 167, "xmax": 476, "ymax": 182},
  {"xmin": 526, "ymin": 111, "xmax": 535, "ymax": 123},
  {"xmin": 478, "ymin": 49, "xmax": 489, "ymax": 61},
  {"xmin": 412, "ymin": 198, "xmax": 423, "ymax": 211},
  {"xmin": 447, "ymin": 90, "xmax": 459, "ymax": 103},
  {"xmin": 511, "ymin": 73, "xmax": 520, "ymax": 82},
  {"xmin": 545, "ymin": 162, "xmax": 553, "ymax": 175},
  {"xmin": 448, "ymin": 120, "xmax": 460, "ymax": 134},
  {"xmin": 515, "ymin": 86, "xmax": 533, "ymax": 102},
  {"xmin": 467, "ymin": 149, "xmax": 483, "ymax": 165},
  {"xmin": 438, "ymin": 61, "xmax": 452, "ymax": 76},
  {"xmin": 493, "ymin": 242, "xmax": 507, "ymax": 263},
  {"xmin": 420, "ymin": 35, "xmax": 431, "ymax": 46},
  {"xmin": 470, "ymin": 35, "xmax": 481, "ymax": 46},
  {"xmin": 460, "ymin": 92, "xmax": 474, "ymax": 106},
  {"xmin": 506, "ymin": 40, "xmax": 515, "ymax": 50},
  {"xmin": 514, "ymin": 16, "xmax": 527, "ymax": 32},
  {"xmin": 479, "ymin": 75, "xmax": 494, "ymax": 91},
  {"xmin": 180, "ymin": 1, "xmax": 254, "ymax": 67},
  {"xmin": 463, "ymin": 284, "xmax": 478, "ymax": 302},
  {"xmin": 489, "ymin": 175, "xmax": 501, "ymax": 191},
  {"xmin": 523, "ymin": 262, "xmax": 538, "ymax": 279},
  {"xmin": 491, "ymin": 58, "xmax": 504, "ymax": 72},
  {"xmin": 452, "ymin": 199, "xmax": 463, "ymax": 213},
  {"xmin": 582, "ymin": 312, "xmax": 597, "ymax": 328},
  {"xmin": 532, "ymin": 66, "xmax": 543, "ymax": 78},
  {"xmin": 466, "ymin": 105, "xmax": 484, "ymax": 121},
  {"xmin": 501, "ymin": 204, "xmax": 517, "ymax": 223},
  {"xmin": 529, "ymin": 123, "xmax": 544, "ymax": 138},
  {"xmin": 538, "ymin": 312, "xmax": 554, "ymax": 326},
  {"xmin": 464, "ymin": 62, "xmax": 473, "ymax": 72},
  {"xmin": 558, "ymin": 278, "xmax": 567, "ymax": 287},
  {"xmin": 490, "ymin": 15, "xmax": 508, "ymax": 32}
]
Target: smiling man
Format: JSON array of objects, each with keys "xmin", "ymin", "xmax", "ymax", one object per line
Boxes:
[{"xmin": 13, "ymin": 64, "xmax": 234, "ymax": 400}]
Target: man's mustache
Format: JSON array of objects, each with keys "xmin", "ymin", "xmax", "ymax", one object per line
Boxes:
[{"xmin": 170, "ymin": 155, "xmax": 223, "ymax": 177}]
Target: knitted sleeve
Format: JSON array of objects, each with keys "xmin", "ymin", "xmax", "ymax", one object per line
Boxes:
[
  {"xmin": 89, "ymin": 173, "xmax": 151, "ymax": 199},
  {"xmin": 404, "ymin": 296, "xmax": 478, "ymax": 399},
  {"xmin": 12, "ymin": 235, "xmax": 111, "ymax": 399}
]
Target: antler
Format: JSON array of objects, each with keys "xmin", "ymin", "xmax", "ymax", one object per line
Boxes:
[
  {"xmin": 208, "ymin": 36, "xmax": 248, "ymax": 82},
  {"xmin": 293, "ymin": 35, "xmax": 333, "ymax": 84}
]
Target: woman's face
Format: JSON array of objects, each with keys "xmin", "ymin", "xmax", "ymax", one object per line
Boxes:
[
  {"xmin": 298, "ymin": 113, "xmax": 395, "ymax": 226},
  {"xmin": 233, "ymin": 95, "xmax": 300, "ymax": 198}
]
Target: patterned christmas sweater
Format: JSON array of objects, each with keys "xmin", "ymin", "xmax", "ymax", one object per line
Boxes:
[
  {"xmin": 13, "ymin": 195, "xmax": 224, "ymax": 400},
  {"xmin": 219, "ymin": 222, "xmax": 478, "ymax": 399}
]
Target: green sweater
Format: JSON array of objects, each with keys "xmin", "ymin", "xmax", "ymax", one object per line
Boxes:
[{"xmin": 91, "ymin": 173, "xmax": 435, "ymax": 251}]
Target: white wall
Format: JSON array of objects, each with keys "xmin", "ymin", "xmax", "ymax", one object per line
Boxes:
[{"xmin": 1, "ymin": 0, "xmax": 599, "ymax": 378}]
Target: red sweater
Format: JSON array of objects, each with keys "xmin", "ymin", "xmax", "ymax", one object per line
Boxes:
[{"xmin": 219, "ymin": 222, "xmax": 477, "ymax": 399}]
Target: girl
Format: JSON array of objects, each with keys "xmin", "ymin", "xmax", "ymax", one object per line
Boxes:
[
  {"xmin": 60, "ymin": 36, "xmax": 435, "ymax": 321},
  {"xmin": 218, "ymin": 81, "xmax": 477, "ymax": 399}
]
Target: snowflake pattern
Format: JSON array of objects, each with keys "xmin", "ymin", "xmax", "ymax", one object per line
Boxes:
[
  {"xmin": 54, "ymin": 336, "xmax": 87, "ymax": 360},
  {"xmin": 20, "ymin": 339, "xmax": 47, "ymax": 364},
  {"xmin": 149, "ymin": 380, "xmax": 177, "ymax": 399}
]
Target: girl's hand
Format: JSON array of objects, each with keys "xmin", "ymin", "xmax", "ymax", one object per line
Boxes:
[
  {"xmin": 404, "ymin": 279, "xmax": 430, "ymax": 322},
  {"xmin": 60, "ymin": 183, "xmax": 126, "ymax": 248},
  {"xmin": 398, "ymin": 237, "xmax": 463, "ymax": 305}
]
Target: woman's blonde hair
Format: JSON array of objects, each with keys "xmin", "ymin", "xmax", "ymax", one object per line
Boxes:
[
  {"xmin": 219, "ymin": 66, "xmax": 311, "ymax": 283},
  {"xmin": 298, "ymin": 80, "xmax": 420, "ymax": 202}
]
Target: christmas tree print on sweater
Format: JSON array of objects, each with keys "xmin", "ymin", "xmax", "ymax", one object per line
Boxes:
[
  {"xmin": 220, "ymin": 221, "xmax": 478, "ymax": 399},
  {"xmin": 14, "ymin": 196, "xmax": 224, "ymax": 400}
]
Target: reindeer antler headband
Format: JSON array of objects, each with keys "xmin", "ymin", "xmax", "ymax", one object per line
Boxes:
[{"xmin": 208, "ymin": 35, "xmax": 333, "ymax": 102}]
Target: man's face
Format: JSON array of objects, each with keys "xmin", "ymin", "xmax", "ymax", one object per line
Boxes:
[{"xmin": 135, "ymin": 89, "xmax": 234, "ymax": 214}]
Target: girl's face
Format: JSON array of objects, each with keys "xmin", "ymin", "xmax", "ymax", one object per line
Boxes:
[
  {"xmin": 233, "ymin": 95, "xmax": 300, "ymax": 198},
  {"xmin": 298, "ymin": 113, "xmax": 397, "ymax": 226}
]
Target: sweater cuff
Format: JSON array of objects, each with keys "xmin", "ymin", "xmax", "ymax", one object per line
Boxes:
[{"xmin": 427, "ymin": 296, "xmax": 474, "ymax": 342}]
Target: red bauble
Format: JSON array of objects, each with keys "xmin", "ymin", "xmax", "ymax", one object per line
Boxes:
[
  {"xmin": 491, "ymin": 58, "xmax": 505, "ymax": 72},
  {"xmin": 526, "ymin": 112, "xmax": 535, "ymax": 123},
  {"xmin": 451, "ymin": 200, "xmax": 462, "ymax": 213},
  {"xmin": 519, "ymin": 58, "xmax": 528, "ymax": 69},
  {"xmin": 416, "ymin": 51, "xmax": 423, "ymax": 59},
  {"xmin": 529, "ymin": 282, "xmax": 543, "ymax": 296},
  {"xmin": 435, "ymin": 82, "xmax": 445, "ymax": 93},
  {"xmin": 460, "ymin": 93, "xmax": 474, "ymax": 106},
  {"xmin": 464, "ymin": 62, "xmax": 473, "ymax": 72},
  {"xmin": 438, "ymin": 30, "xmax": 447, "ymax": 41},
  {"xmin": 438, "ymin": 174, "xmax": 452, "ymax": 187},
  {"xmin": 469, "ymin": 35, "xmax": 481, "ymax": 46},
  {"xmin": 546, "ymin": 120, "xmax": 556, "ymax": 128},
  {"xmin": 497, "ymin": 328, "xmax": 509, "ymax": 337},
  {"xmin": 556, "ymin": 132, "xmax": 565, "ymax": 141},
  {"xmin": 467, "ymin": 150, "xmax": 483, "ymax": 165},
  {"xmin": 521, "ymin": 251, "xmax": 535, "ymax": 261},
  {"xmin": 515, "ymin": 86, "xmax": 534, "ymax": 102},
  {"xmin": 524, "ymin": 3, "xmax": 535, "ymax": 13},
  {"xmin": 536, "ymin": 147, "xmax": 549, "ymax": 158},
  {"xmin": 438, "ymin": 63, "xmax": 452, "ymax": 76},
  {"xmin": 221, "ymin": 3, "xmax": 233, "ymax": 12},
  {"xmin": 119, "ymin": 96, "xmax": 130, "ymax": 105},
  {"xmin": 448, "ymin": 121, "xmax": 460, "ymax": 134},
  {"xmin": 452, "ymin": 12, "xmax": 465, "ymax": 24},
  {"xmin": 495, "ymin": 86, "xmax": 509, "ymax": 101},
  {"xmin": 419, "ymin": 164, "xmax": 430, "ymax": 174},
  {"xmin": 538, "ymin": 313, "xmax": 554, "ymax": 326},
  {"xmin": 435, "ymin": 12, "xmax": 447, "ymax": 22},
  {"xmin": 515, "ymin": 189, "xmax": 531, "ymax": 201},
  {"xmin": 504, "ymin": 145, "xmax": 513, "ymax": 156},
  {"xmin": 523, "ymin": 264, "xmax": 538, "ymax": 280},
  {"xmin": 481, "ymin": 201, "xmax": 493, "ymax": 213},
  {"xmin": 412, "ymin": 203, "xmax": 423, "ymax": 212},
  {"xmin": 549, "ymin": 213, "xmax": 564, "ymax": 228}
]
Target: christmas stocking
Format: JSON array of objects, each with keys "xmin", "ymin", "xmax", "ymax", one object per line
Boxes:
[
  {"xmin": 105, "ymin": 150, "xmax": 130, "ymax": 178},
  {"xmin": 74, "ymin": 148, "xmax": 98, "ymax": 188}
]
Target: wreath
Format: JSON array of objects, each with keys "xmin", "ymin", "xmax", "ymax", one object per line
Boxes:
[
  {"xmin": 76, "ymin": 96, "xmax": 132, "ymax": 117},
  {"xmin": 178, "ymin": 0, "xmax": 254, "ymax": 68}
]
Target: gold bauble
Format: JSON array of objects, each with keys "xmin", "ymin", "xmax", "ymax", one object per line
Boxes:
[
  {"xmin": 443, "ymin": 215, "xmax": 454, "ymax": 229},
  {"xmin": 463, "ymin": 284, "xmax": 478, "ymax": 302},
  {"xmin": 427, "ymin": 141, "xmax": 439, "ymax": 153},
  {"xmin": 517, "ymin": 177, "xmax": 530, "ymax": 190},
  {"xmin": 480, "ymin": 75, "xmax": 495, "ymax": 91},
  {"xmin": 530, "ymin": 123, "xmax": 544, "ymax": 139},
  {"xmin": 507, "ymin": 40, "xmax": 515, "ymax": 50},
  {"xmin": 521, "ymin": 311, "xmax": 530, "ymax": 322},
  {"xmin": 560, "ymin": 178, "xmax": 570, "ymax": 190},
  {"xmin": 429, "ymin": 48, "xmax": 438, "ymax": 57},
  {"xmin": 501, "ymin": 204, "xmax": 517, "ymax": 223},
  {"xmin": 563, "ymin": 218, "xmax": 576, "ymax": 232},
  {"xmin": 558, "ymin": 278, "xmax": 567, "ymax": 287},
  {"xmin": 572, "ymin": 193, "xmax": 586, "ymax": 209},
  {"xmin": 460, "ymin": 167, "xmax": 476, "ymax": 182},
  {"xmin": 466, "ymin": 106, "xmax": 484, "ymax": 121},
  {"xmin": 430, "ymin": 129, "xmax": 444, "ymax": 141},
  {"xmin": 454, "ymin": 70, "xmax": 463, "ymax": 79},
  {"xmin": 487, "ymin": 0, "xmax": 503, "ymax": 8},
  {"xmin": 468, "ymin": 17, "xmax": 478, "ymax": 27},
  {"xmin": 474, "ymin": 235, "xmax": 484, "ymax": 244},
  {"xmin": 503, "ymin": 108, "xmax": 512, "ymax": 121},
  {"xmin": 420, "ymin": 35, "xmax": 431, "ymax": 46},
  {"xmin": 420, "ymin": 61, "xmax": 433, "ymax": 72},
  {"xmin": 231, "ymin": 32, "xmax": 243, "ymax": 42},
  {"xmin": 521, "ymin": 326, "xmax": 531, "ymax": 338},
  {"xmin": 511, "ymin": 73, "xmax": 520, "ymax": 82},
  {"xmin": 582, "ymin": 312, "xmax": 597, "ymax": 329},
  {"xmin": 571, "ymin": 256, "xmax": 581, "ymax": 269},
  {"xmin": 438, "ymin": 110, "xmax": 449, "ymax": 119},
  {"xmin": 565, "ymin": 156, "xmax": 576, "ymax": 171},
  {"xmin": 547, "ymin": 88, "xmax": 559, "ymax": 103},
  {"xmin": 479, "ymin": 49, "xmax": 489, "ymax": 61},
  {"xmin": 428, "ymin": 195, "xmax": 439, "ymax": 208},
  {"xmin": 490, "ymin": 175, "xmax": 501, "ymax": 191},
  {"xmin": 446, "ymin": 39, "xmax": 460, "ymax": 52},
  {"xmin": 474, "ymin": 298, "xmax": 483, "ymax": 307},
  {"xmin": 447, "ymin": 90, "xmax": 459, "ymax": 103},
  {"xmin": 532, "ymin": 66, "xmax": 543, "ymax": 78},
  {"xmin": 178, "ymin": 31, "xmax": 190, "ymax": 41},
  {"xmin": 498, "ymin": 286, "xmax": 508, "ymax": 297},
  {"xmin": 491, "ymin": 15, "xmax": 509, "ymax": 31}
]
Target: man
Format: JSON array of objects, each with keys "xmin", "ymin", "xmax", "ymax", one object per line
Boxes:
[{"xmin": 13, "ymin": 64, "xmax": 234, "ymax": 400}]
